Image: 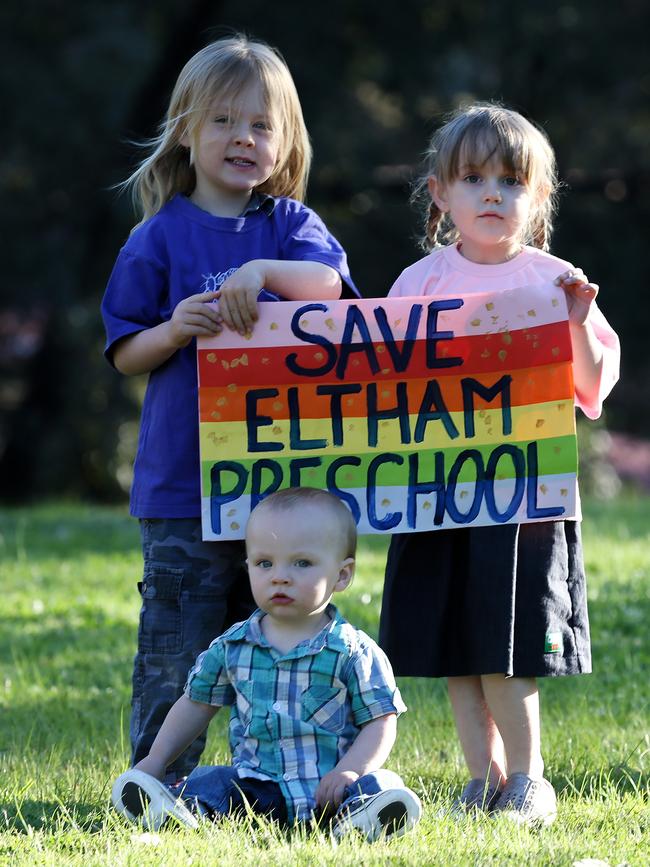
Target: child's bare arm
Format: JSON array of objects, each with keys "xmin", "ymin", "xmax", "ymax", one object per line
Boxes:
[
  {"xmin": 315, "ymin": 714, "xmax": 397, "ymax": 810},
  {"xmin": 554, "ymin": 269, "xmax": 605, "ymax": 407},
  {"xmin": 134, "ymin": 694, "xmax": 220, "ymax": 780},
  {"xmin": 217, "ymin": 260, "xmax": 342, "ymax": 336},
  {"xmin": 112, "ymin": 290, "xmax": 223, "ymax": 375}
]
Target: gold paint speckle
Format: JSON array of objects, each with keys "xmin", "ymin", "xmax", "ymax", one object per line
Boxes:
[
  {"xmin": 552, "ymin": 297, "xmax": 559, "ymax": 307},
  {"xmin": 230, "ymin": 522, "xmax": 240, "ymax": 531},
  {"xmin": 377, "ymin": 345, "xmax": 385, "ymax": 353},
  {"xmin": 262, "ymin": 357, "xmax": 270, "ymax": 365},
  {"xmin": 270, "ymin": 322, "xmax": 279, "ymax": 330},
  {"xmin": 527, "ymin": 309, "xmax": 537, "ymax": 317},
  {"xmin": 459, "ymin": 490, "xmax": 468, "ymax": 498},
  {"xmin": 422, "ymin": 501, "xmax": 431, "ymax": 510},
  {"xmin": 325, "ymin": 318, "xmax": 336, "ymax": 330},
  {"xmin": 539, "ymin": 484, "xmax": 548, "ymax": 495},
  {"xmin": 229, "ymin": 353, "xmax": 248, "ymax": 368},
  {"xmin": 501, "ymin": 332, "xmax": 512, "ymax": 345},
  {"xmin": 560, "ymin": 488, "xmax": 568, "ymax": 496},
  {"xmin": 536, "ymin": 419, "xmax": 545, "ymax": 428},
  {"xmin": 272, "ymin": 426, "xmax": 282, "ymax": 435},
  {"xmin": 551, "ymin": 347, "xmax": 560, "ymax": 356},
  {"xmin": 381, "ymin": 499, "xmax": 391, "ymax": 507},
  {"xmin": 470, "ymin": 318, "xmax": 481, "ymax": 327},
  {"xmin": 206, "ymin": 352, "xmax": 217, "ymax": 363},
  {"xmin": 217, "ymin": 397, "xmax": 227, "ymax": 407},
  {"xmin": 300, "ymin": 319, "xmax": 309, "ymax": 328},
  {"xmin": 221, "ymin": 360, "xmax": 230, "ymax": 370},
  {"xmin": 210, "ymin": 411, "xmax": 221, "ymax": 420},
  {"xmin": 486, "ymin": 302, "xmax": 495, "ymax": 311},
  {"xmin": 227, "ymin": 508, "xmax": 236, "ymax": 516},
  {"xmin": 272, "ymin": 401, "xmax": 283, "ymax": 412},
  {"xmin": 227, "ymin": 384, "xmax": 237, "ymax": 392},
  {"xmin": 498, "ymin": 349, "xmax": 507, "ymax": 361},
  {"xmin": 481, "ymin": 349, "xmax": 491, "ymax": 358},
  {"xmin": 314, "ymin": 352, "xmax": 324, "ymax": 361}
]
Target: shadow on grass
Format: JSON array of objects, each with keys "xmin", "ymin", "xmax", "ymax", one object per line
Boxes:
[
  {"xmin": 1, "ymin": 800, "xmax": 104, "ymax": 834},
  {"xmin": 554, "ymin": 764, "xmax": 649, "ymax": 799}
]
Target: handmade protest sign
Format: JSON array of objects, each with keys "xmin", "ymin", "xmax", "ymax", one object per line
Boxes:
[{"xmin": 197, "ymin": 285, "xmax": 577, "ymax": 540}]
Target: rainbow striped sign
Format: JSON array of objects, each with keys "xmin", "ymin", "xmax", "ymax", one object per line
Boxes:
[{"xmin": 198, "ymin": 285, "xmax": 577, "ymax": 540}]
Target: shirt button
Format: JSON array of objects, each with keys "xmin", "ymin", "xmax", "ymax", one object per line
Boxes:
[
  {"xmin": 273, "ymin": 702, "xmax": 282, "ymax": 712},
  {"xmin": 283, "ymin": 772, "xmax": 293, "ymax": 781}
]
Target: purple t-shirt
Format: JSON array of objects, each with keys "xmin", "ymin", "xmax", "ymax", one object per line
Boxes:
[{"xmin": 102, "ymin": 193, "xmax": 358, "ymax": 517}]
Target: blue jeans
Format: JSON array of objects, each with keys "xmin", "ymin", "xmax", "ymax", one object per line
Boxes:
[
  {"xmin": 173, "ymin": 766, "xmax": 406, "ymax": 825},
  {"xmin": 131, "ymin": 518, "xmax": 254, "ymax": 778}
]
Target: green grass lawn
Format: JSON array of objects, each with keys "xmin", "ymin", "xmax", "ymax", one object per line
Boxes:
[{"xmin": 0, "ymin": 494, "xmax": 648, "ymax": 865}]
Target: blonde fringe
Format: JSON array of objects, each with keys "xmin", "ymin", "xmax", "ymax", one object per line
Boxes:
[{"xmin": 118, "ymin": 35, "xmax": 312, "ymax": 227}]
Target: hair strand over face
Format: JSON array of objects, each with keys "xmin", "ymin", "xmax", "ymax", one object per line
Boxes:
[
  {"xmin": 413, "ymin": 102, "xmax": 558, "ymax": 252},
  {"xmin": 119, "ymin": 34, "xmax": 312, "ymax": 224}
]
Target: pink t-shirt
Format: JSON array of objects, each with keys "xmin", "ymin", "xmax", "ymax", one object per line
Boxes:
[{"xmin": 389, "ymin": 244, "xmax": 620, "ymax": 419}]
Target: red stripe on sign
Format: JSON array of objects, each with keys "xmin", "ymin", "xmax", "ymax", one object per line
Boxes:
[{"xmin": 197, "ymin": 321, "xmax": 572, "ymax": 388}]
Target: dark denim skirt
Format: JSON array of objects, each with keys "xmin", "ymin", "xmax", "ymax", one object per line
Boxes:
[{"xmin": 378, "ymin": 520, "xmax": 591, "ymax": 678}]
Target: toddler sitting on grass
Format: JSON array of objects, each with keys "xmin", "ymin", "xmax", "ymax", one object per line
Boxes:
[{"xmin": 112, "ymin": 487, "xmax": 421, "ymax": 842}]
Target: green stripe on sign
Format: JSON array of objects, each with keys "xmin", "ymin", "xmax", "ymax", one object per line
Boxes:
[{"xmin": 201, "ymin": 434, "xmax": 577, "ymax": 493}]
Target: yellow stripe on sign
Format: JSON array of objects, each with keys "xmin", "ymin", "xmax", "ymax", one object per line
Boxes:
[{"xmin": 199, "ymin": 399, "xmax": 575, "ymax": 461}]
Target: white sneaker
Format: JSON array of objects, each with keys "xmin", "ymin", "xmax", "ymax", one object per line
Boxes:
[
  {"xmin": 111, "ymin": 769, "xmax": 199, "ymax": 830},
  {"xmin": 331, "ymin": 787, "xmax": 422, "ymax": 843}
]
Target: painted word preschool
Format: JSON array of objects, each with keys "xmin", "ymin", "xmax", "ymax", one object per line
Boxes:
[{"xmin": 197, "ymin": 286, "xmax": 578, "ymax": 540}]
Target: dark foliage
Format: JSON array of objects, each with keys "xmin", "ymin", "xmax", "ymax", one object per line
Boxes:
[{"xmin": 1, "ymin": 0, "xmax": 647, "ymax": 500}]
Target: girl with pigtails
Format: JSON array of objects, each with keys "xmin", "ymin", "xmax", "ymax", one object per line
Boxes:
[{"xmin": 378, "ymin": 103, "xmax": 620, "ymax": 825}]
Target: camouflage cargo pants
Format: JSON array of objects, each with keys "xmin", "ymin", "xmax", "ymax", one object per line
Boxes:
[{"xmin": 132, "ymin": 518, "xmax": 253, "ymax": 779}]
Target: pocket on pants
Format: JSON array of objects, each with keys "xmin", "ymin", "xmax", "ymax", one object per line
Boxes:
[{"xmin": 137, "ymin": 564, "xmax": 184, "ymax": 654}]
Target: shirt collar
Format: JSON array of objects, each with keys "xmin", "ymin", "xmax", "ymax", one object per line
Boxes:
[
  {"xmin": 232, "ymin": 604, "xmax": 344, "ymax": 655},
  {"xmin": 240, "ymin": 192, "xmax": 276, "ymax": 217}
]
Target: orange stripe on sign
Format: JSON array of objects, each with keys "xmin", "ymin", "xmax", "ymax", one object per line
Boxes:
[
  {"xmin": 197, "ymin": 321, "xmax": 571, "ymax": 388},
  {"xmin": 199, "ymin": 361, "xmax": 574, "ymax": 423}
]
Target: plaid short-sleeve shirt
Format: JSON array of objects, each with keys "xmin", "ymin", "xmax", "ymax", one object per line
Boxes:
[{"xmin": 185, "ymin": 604, "xmax": 406, "ymax": 821}]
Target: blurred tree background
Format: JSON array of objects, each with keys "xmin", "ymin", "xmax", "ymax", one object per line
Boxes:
[{"xmin": 1, "ymin": 0, "xmax": 648, "ymax": 502}]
